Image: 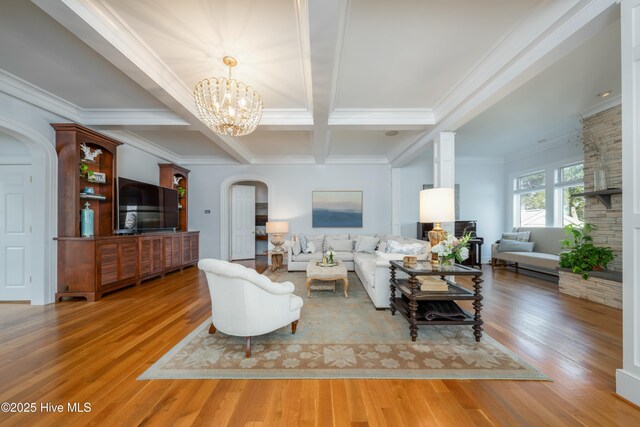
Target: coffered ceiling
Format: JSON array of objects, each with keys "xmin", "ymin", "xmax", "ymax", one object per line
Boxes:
[{"xmin": 0, "ymin": 0, "xmax": 622, "ymax": 165}]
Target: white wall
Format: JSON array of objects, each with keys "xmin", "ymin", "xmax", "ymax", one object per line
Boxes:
[
  {"xmin": 186, "ymin": 164, "xmax": 392, "ymax": 259},
  {"xmin": 396, "ymin": 160, "xmax": 433, "ymax": 238},
  {"xmin": 456, "ymin": 158, "xmax": 506, "ymax": 259},
  {"xmin": 117, "ymin": 144, "xmax": 166, "ymax": 185},
  {"xmin": 0, "ymin": 133, "xmax": 30, "ymax": 158}
]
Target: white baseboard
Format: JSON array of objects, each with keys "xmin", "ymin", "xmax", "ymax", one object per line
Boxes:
[{"xmin": 616, "ymin": 369, "xmax": 640, "ymax": 407}]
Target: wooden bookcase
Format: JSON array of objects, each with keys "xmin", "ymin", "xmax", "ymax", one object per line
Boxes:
[
  {"xmin": 159, "ymin": 163, "xmax": 191, "ymax": 231},
  {"xmin": 53, "ymin": 123, "xmax": 121, "ymax": 237}
]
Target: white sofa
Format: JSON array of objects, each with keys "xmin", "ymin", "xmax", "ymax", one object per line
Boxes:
[
  {"xmin": 287, "ymin": 233, "xmax": 430, "ymax": 308},
  {"xmin": 491, "ymin": 226, "xmax": 565, "ymax": 274}
]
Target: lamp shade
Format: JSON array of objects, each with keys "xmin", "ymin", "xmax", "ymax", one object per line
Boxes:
[
  {"xmin": 266, "ymin": 221, "xmax": 289, "ymax": 234},
  {"xmin": 419, "ymin": 188, "xmax": 455, "ymax": 223}
]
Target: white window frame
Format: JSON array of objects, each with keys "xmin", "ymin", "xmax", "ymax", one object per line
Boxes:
[
  {"xmin": 554, "ymin": 162, "xmax": 585, "ymax": 226},
  {"xmin": 513, "ymin": 170, "xmax": 546, "ymax": 228}
]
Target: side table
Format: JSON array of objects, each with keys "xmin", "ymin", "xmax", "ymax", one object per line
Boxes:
[
  {"xmin": 389, "ymin": 260, "xmax": 483, "ymax": 342},
  {"xmin": 268, "ymin": 251, "xmax": 286, "ymax": 271}
]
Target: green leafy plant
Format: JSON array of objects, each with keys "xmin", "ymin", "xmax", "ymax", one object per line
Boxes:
[
  {"xmin": 79, "ymin": 162, "xmax": 94, "ymax": 179},
  {"xmin": 559, "ymin": 224, "xmax": 614, "ymax": 279},
  {"xmin": 176, "ymin": 186, "xmax": 186, "ymax": 198}
]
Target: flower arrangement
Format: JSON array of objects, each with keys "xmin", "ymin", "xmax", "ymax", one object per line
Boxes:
[
  {"xmin": 431, "ymin": 232, "xmax": 472, "ymax": 264},
  {"xmin": 325, "ymin": 248, "xmax": 335, "ymax": 264}
]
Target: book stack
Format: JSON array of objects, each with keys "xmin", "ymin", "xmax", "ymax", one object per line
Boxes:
[{"xmin": 417, "ymin": 276, "xmax": 449, "ymax": 292}]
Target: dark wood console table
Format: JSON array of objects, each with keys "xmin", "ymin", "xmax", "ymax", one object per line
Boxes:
[{"xmin": 389, "ymin": 260, "xmax": 483, "ymax": 342}]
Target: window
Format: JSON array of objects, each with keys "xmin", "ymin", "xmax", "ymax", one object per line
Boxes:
[
  {"xmin": 556, "ymin": 163, "xmax": 584, "ymax": 226},
  {"xmin": 514, "ymin": 171, "xmax": 546, "ymax": 227}
]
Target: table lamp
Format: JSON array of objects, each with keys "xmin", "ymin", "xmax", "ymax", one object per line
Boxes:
[
  {"xmin": 266, "ymin": 221, "xmax": 289, "ymax": 253},
  {"xmin": 420, "ymin": 188, "xmax": 455, "ymax": 265}
]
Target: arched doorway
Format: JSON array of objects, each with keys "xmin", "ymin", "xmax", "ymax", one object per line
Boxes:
[
  {"xmin": 220, "ymin": 176, "xmax": 274, "ymax": 261},
  {"xmin": 0, "ymin": 118, "xmax": 57, "ymax": 304}
]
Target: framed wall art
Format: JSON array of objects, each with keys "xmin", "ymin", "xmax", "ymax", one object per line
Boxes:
[{"xmin": 312, "ymin": 191, "xmax": 363, "ymax": 227}]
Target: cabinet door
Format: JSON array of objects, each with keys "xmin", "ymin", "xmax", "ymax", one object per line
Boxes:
[
  {"xmin": 140, "ymin": 237, "xmax": 163, "ymax": 277},
  {"xmin": 190, "ymin": 234, "xmax": 199, "ymax": 263},
  {"xmin": 98, "ymin": 243, "xmax": 119, "ymax": 286},
  {"xmin": 182, "ymin": 235, "xmax": 192, "ymax": 265},
  {"xmin": 172, "ymin": 236, "xmax": 182, "ymax": 268},
  {"xmin": 120, "ymin": 240, "xmax": 138, "ymax": 280}
]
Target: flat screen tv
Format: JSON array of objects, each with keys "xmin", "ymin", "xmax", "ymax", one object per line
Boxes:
[{"xmin": 118, "ymin": 177, "xmax": 179, "ymax": 232}]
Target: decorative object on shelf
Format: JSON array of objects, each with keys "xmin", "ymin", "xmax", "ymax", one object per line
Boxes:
[
  {"xmin": 266, "ymin": 221, "xmax": 289, "ymax": 253},
  {"xmin": 194, "ymin": 56, "xmax": 263, "ymax": 137},
  {"xmin": 79, "ymin": 163, "xmax": 94, "ymax": 179},
  {"xmin": 82, "ymin": 187, "xmax": 94, "ymax": 194},
  {"xmin": 403, "ymin": 255, "xmax": 417, "ymax": 267},
  {"xmin": 431, "ymin": 232, "xmax": 472, "ymax": 271},
  {"xmin": 578, "ymin": 114, "xmax": 610, "ymax": 191},
  {"xmin": 173, "ymin": 175, "xmax": 182, "ymax": 186},
  {"xmin": 312, "ymin": 191, "xmax": 363, "ymax": 227},
  {"xmin": 420, "ymin": 187, "xmax": 455, "ymax": 265},
  {"xmin": 80, "ymin": 143, "xmax": 102, "ymax": 162},
  {"xmin": 88, "ymin": 172, "xmax": 106, "ymax": 184},
  {"xmin": 80, "ymin": 202, "xmax": 94, "ymax": 237},
  {"xmin": 559, "ymin": 223, "xmax": 615, "ymax": 279},
  {"xmin": 176, "ymin": 186, "xmax": 186, "ymax": 198}
]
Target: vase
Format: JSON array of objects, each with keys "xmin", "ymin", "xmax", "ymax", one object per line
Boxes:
[
  {"xmin": 593, "ymin": 167, "xmax": 608, "ymax": 191},
  {"xmin": 438, "ymin": 257, "xmax": 455, "ymax": 271},
  {"xmin": 80, "ymin": 202, "xmax": 94, "ymax": 237}
]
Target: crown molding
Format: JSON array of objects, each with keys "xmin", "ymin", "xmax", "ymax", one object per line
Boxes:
[
  {"xmin": 581, "ymin": 94, "xmax": 621, "ymax": 117},
  {"xmin": 259, "ymin": 109, "xmax": 314, "ymax": 127},
  {"xmin": 178, "ymin": 156, "xmax": 238, "ymax": 166},
  {"xmin": 324, "ymin": 155, "xmax": 389, "ymax": 165},
  {"xmin": 0, "ymin": 69, "xmax": 83, "ymax": 122},
  {"xmin": 251, "ymin": 155, "xmax": 316, "ymax": 165},
  {"xmin": 99, "ymin": 129, "xmax": 181, "ymax": 164},
  {"xmin": 328, "ymin": 108, "xmax": 436, "ymax": 128}
]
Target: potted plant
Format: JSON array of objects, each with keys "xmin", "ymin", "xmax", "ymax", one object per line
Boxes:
[
  {"xmin": 79, "ymin": 162, "xmax": 94, "ymax": 180},
  {"xmin": 176, "ymin": 186, "xmax": 186, "ymax": 198},
  {"xmin": 559, "ymin": 223, "xmax": 614, "ymax": 279}
]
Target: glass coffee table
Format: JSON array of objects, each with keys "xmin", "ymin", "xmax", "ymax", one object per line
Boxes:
[{"xmin": 389, "ymin": 260, "xmax": 483, "ymax": 342}]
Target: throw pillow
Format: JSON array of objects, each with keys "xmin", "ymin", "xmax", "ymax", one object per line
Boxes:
[
  {"xmin": 354, "ymin": 235, "xmax": 380, "ymax": 254},
  {"xmin": 291, "ymin": 240, "xmax": 302, "ymax": 256},
  {"xmin": 298, "ymin": 234, "xmax": 308, "ymax": 252},
  {"xmin": 307, "ymin": 234, "xmax": 325, "ymax": 252},
  {"xmin": 304, "ymin": 241, "xmax": 317, "ymax": 254},
  {"xmin": 326, "ymin": 238, "xmax": 353, "ymax": 252},
  {"xmin": 384, "ymin": 240, "xmax": 427, "ymax": 255},
  {"xmin": 501, "ymin": 231, "xmax": 531, "ymax": 242},
  {"xmin": 498, "ymin": 240, "xmax": 535, "ymax": 253}
]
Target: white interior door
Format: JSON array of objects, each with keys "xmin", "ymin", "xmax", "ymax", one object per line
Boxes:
[
  {"xmin": 0, "ymin": 165, "xmax": 31, "ymax": 301},
  {"xmin": 231, "ymin": 185, "xmax": 256, "ymax": 260}
]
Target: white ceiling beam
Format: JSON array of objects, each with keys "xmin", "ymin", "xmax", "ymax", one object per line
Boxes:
[
  {"xmin": 32, "ymin": 0, "xmax": 254, "ymax": 164},
  {"xmin": 259, "ymin": 109, "xmax": 314, "ymax": 129},
  {"xmin": 328, "ymin": 108, "xmax": 436, "ymax": 129},
  {"xmin": 390, "ymin": 0, "xmax": 619, "ymax": 167},
  {"xmin": 308, "ymin": 0, "xmax": 349, "ymax": 163}
]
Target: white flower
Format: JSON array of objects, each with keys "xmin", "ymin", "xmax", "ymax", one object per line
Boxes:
[{"xmin": 458, "ymin": 247, "xmax": 469, "ymax": 261}]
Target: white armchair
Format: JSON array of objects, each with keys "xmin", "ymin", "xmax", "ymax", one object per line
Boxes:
[{"xmin": 198, "ymin": 259, "xmax": 304, "ymax": 357}]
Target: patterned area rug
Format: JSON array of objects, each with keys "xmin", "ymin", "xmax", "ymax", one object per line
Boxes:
[{"xmin": 140, "ymin": 270, "xmax": 548, "ymax": 380}]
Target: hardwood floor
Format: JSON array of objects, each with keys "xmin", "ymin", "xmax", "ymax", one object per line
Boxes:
[{"xmin": 0, "ymin": 265, "xmax": 639, "ymax": 426}]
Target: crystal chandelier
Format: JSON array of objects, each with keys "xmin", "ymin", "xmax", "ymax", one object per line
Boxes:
[{"xmin": 194, "ymin": 56, "xmax": 263, "ymax": 137}]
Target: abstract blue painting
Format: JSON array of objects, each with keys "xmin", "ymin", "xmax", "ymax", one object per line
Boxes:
[{"xmin": 312, "ymin": 191, "xmax": 363, "ymax": 227}]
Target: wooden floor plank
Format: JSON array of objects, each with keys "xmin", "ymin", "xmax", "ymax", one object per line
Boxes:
[{"xmin": 0, "ymin": 266, "xmax": 639, "ymax": 426}]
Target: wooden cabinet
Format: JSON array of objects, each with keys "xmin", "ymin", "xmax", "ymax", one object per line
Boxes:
[
  {"xmin": 56, "ymin": 231, "xmax": 199, "ymax": 301},
  {"xmin": 163, "ymin": 235, "xmax": 182, "ymax": 272},
  {"xmin": 159, "ymin": 164, "xmax": 190, "ymax": 231},
  {"xmin": 182, "ymin": 232, "xmax": 200, "ymax": 267},
  {"xmin": 139, "ymin": 235, "xmax": 164, "ymax": 280}
]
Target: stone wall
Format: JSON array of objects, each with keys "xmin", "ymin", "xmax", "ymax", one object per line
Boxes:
[
  {"xmin": 558, "ymin": 270, "xmax": 622, "ymax": 309},
  {"xmin": 583, "ymin": 105, "xmax": 622, "ymax": 271}
]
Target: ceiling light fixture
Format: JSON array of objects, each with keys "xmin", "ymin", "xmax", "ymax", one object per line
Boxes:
[
  {"xmin": 385, "ymin": 130, "xmax": 400, "ymax": 137},
  {"xmin": 598, "ymin": 90, "xmax": 611, "ymax": 98},
  {"xmin": 194, "ymin": 56, "xmax": 263, "ymax": 137}
]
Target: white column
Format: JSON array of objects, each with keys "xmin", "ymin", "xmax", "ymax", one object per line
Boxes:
[
  {"xmin": 391, "ymin": 168, "xmax": 402, "ymax": 236},
  {"xmin": 433, "ymin": 132, "xmax": 456, "ymax": 233},
  {"xmin": 617, "ymin": 0, "xmax": 640, "ymax": 407}
]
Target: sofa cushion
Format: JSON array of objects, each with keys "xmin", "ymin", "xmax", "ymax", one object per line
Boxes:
[
  {"xmin": 513, "ymin": 227, "xmax": 565, "ymax": 255},
  {"xmin": 304, "ymin": 241, "xmax": 318, "ymax": 254},
  {"xmin": 384, "ymin": 240, "xmax": 427, "ymax": 255},
  {"xmin": 298, "ymin": 234, "xmax": 308, "ymax": 252},
  {"xmin": 334, "ymin": 251, "xmax": 354, "ymax": 262},
  {"xmin": 354, "ymin": 235, "xmax": 379, "ymax": 253},
  {"xmin": 326, "ymin": 238, "xmax": 353, "ymax": 252},
  {"xmin": 292, "ymin": 252, "xmax": 320, "ymax": 262},
  {"xmin": 291, "ymin": 240, "xmax": 302, "ymax": 256},
  {"xmin": 497, "ymin": 251, "xmax": 559, "ymax": 270},
  {"xmin": 501, "ymin": 231, "xmax": 531, "ymax": 242},
  {"xmin": 498, "ymin": 240, "xmax": 535, "ymax": 252},
  {"xmin": 306, "ymin": 234, "xmax": 325, "ymax": 253},
  {"xmin": 375, "ymin": 250, "xmax": 428, "ymax": 267},
  {"xmin": 354, "ymin": 252, "xmax": 376, "ymax": 288}
]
